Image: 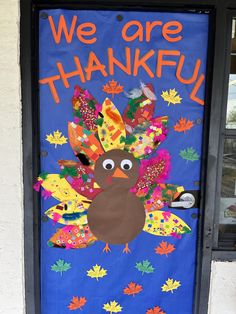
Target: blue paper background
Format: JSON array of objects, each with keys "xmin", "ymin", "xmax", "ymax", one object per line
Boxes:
[{"xmin": 39, "ymin": 9, "xmax": 209, "ymax": 314}]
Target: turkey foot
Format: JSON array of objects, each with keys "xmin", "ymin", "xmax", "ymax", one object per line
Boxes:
[
  {"xmin": 103, "ymin": 243, "xmax": 111, "ymax": 253},
  {"xmin": 123, "ymin": 243, "xmax": 131, "ymax": 254}
]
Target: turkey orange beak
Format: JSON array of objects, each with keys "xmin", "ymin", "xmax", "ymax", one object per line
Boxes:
[{"xmin": 112, "ymin": 167, "xmax": 128, "ymax": 179}]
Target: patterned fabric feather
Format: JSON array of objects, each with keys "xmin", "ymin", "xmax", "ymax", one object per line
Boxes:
[
  {"xmin": 122, "ymin": 83, "xmax": 156, "ymax": 134},
  {"xmin": 72, "ymin": 86, "xmax": 101, "ymax": 132},
  {"xmin": 124, "ymin": 116, "xmax": 168, "ymax": 159},
  {"xmin": 48, "ymin": 225, "xmax": 97, "ymax": 249},
  {"xmin": 97, "ymin": 98, "xmax": 126, "ymax": 151},
  {"xmin": 133, "ymin": 150, "xmax": 171, "ymax": 195},
  {"xmin": 68, "ymin": 122, "xmax": 104, "ymax": 164},
  {"xmin": 58, "ymin": 160, "xmax": 102, "ymax": 199}
]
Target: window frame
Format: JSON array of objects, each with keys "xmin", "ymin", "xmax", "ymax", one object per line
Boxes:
[
  {"xmin": 21, "ymin": 1, "xmax": 236, "ymax": 314},
  {"xmin": 212, "ymin": 10, "xmax": 236, "ymax": 252}
]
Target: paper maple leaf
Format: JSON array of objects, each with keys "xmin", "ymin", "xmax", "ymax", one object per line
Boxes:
[
  {"xmin": 51, "ymin": 259, "xmax": 71, "ymax": 276},
  {"xmin": 146, "ymin": 306, "xmax": 166, "ymax": 314},
  {"xmin": 68, "ymin": 296, "xmax": 87, "ymax": 310},
  {"xmin": 161, "ymin": 89, "xmax": 182, "ymax": 106},
  {"xmin": 123, "ymin": 282, "xmax": 143, "ymax": 296},
  {"xmin": 135, "ymin": 260, "xmax": 155, "ymax": 275},
  {"xmin": 179, "ymin": 147, "xmax": 199, "ymax": 162},
  {"xmin": 161, "ymin": 278, "xmax": 181, "ymax": 293},
  {"xmin": 155, "ymin": 241, "xmax": 175, "ymax": 256},
  {"xmin": 103, "ymin": 300, "xmax": 122, "ymax": 313},
  {"xmin": 46, "ymin": 130, "xmax": 68, "ymax": 148},
  {"xmin": 87, "ymin": 264, "xmax": 107, "ymax": 281},
  {"xmin": 103, "ymin": 80, "xmax": 124, "ymax": 98},
  {"xmin": 174, "ymin": 118, "xmax": 194, "ymax": 133}
]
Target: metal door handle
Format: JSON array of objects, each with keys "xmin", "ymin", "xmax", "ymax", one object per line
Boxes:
[{"xmin": 170, "ymin": 193, "xmax": 195, "ymax": 209}]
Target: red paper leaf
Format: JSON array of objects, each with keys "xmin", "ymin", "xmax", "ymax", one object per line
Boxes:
[
  {"xmin": 146, "ymin": 305, "xmax": 166, "ymax": 314},
  {"xmin": 68, "ymin": 296, "xmax": 87, "ymax": 310},
  {"xmin": 174, "ymin": 117, "xmax": 193, "ymax": 133},
  {"xmin": 155, "ymin": 241, "xmax": 175, "ymax": 256},
  {"xmin": 123, "ymin": 282, "xmax": 143, "ymax": 296}
]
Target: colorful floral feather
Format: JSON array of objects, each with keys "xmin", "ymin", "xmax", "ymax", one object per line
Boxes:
[
  {"xmin": 133, "ymin": 150, "xmax": 171, "ymax": 194},
  {"xmin": 72, "ymin": 85, "xmax": 100, "ymax": 132}
]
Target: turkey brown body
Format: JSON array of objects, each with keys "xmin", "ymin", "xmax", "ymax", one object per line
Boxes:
[
  {"xmin": 87, "ymin": 186, "xmax": 145, "ymax": 244},
  {"xmin": 87, "ymin": 149, "xmax": 145, "ymax": 244}
]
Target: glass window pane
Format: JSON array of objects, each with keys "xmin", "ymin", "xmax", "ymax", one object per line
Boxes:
[
  {"xmin": 226, "ymin": 18, "xmax": 236, "ymax": 129},
  {"xmin": 219, "ymin": 138, "xmax": 236, "ymax": 247}
]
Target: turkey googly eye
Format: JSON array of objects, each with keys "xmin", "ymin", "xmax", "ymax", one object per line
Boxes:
[
  {"xmin": 120, "ymin": 159, "xmax": 133, "ymax": 170},
  {"xmin": 102, "ymin": 159, "xmax": 115, "ymax": 170}
]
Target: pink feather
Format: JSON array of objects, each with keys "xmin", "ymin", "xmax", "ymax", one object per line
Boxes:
[
  {"xmin": 42, "ymin": 189, "xmax": 53, "ymax": 200},
  {"xmin": 33, "ymin": 180, "xmax": 43, "ymax": 192}
]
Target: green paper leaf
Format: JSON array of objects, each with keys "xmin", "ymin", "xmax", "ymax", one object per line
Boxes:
[
  {"xmin": 74, "ymin": 110, "xmax": 82, "ymax": 118},
  {"xmin": 182, "ymin": 226, "xmax": 191, "ymax": 234},
  {"xmin": 96, "ymin": 117, "xmax": 104, "ymax": 126},
  {"xmin": 135, "ymin": 260, "xmax": 155, "ymax": 275},
  {"xmin": 125, "ymin": 134, "xmax": 137, "ymax": 145},
  {"xmin": 126, "ymin": 96, "xmax": 144, "ymax": 119},
  {"xmin": 179, "ymin": 147, "xmax": 199, "ymax": 162},
  {"xmin": 60, "ymin": 166, "xmax": 77, "ymax": 178},
  {"xmin": 82, "ymin": 174, "xmax": 89, "ymax": 181},
  {"xmin": 120, "ymin": 135, "xmax": 126, "ymax": 144},
  {"xmin": 51, "ymin": 259, "xmax": 71, "ymax": 276},
  {"xmin": 39, "ymin": 172, "xmax": 48, "ymax": 180},
  {"xmin": 88, "ymin": 100, "xmax": 96, "ymax": 109}
]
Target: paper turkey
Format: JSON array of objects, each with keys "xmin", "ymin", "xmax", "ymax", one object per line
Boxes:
[{"xmin": 35, "ymin": 84, "xmax": 191, "ymax": 253}]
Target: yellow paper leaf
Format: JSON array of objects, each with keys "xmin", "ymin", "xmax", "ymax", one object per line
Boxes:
[
  {"xmin": 87, "ymin": 264, "xmax": 107, "ymax": 281},
  {"xmin": 161, "ymin": 89, "xmax": 182, "ymax": 106},
  {"xmin": 161, "ymin": 278, "xmax": 181, "ymax": 293},
  {"xmin": 103, "ymin": 300, "xmax": 122, "ymax": 313},
  {"xmin": 46, "ymin": 130, "xmax": 68, "ymax": 148}
]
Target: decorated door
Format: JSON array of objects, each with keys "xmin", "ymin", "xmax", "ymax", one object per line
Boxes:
[{"xmin": 36, "ymin": 9, "xmax": 209, "ymax": 314}]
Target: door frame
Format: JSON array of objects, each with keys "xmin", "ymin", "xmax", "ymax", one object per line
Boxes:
[{"xmin": 21, "ymin": 1, "xmax": 234, "ymax": 313}]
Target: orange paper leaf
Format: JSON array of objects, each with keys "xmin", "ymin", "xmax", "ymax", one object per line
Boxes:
[
  {"xmin": 146, "ymin": 306, "xmax": 166, "ymax": 314},
  {"xmin": 103, "ymin": 80, "xmax": 124, "ymax": 98},
  {"xmin": 173, "ymin": 117, "xmax": 194, "ymax": 133},
  {"xmin": 155, "ymin": 241, "xmax": 175, "ymax": 256},
  {"xmin": 68, "ymin": 296, "xmax": 87, "ymax": 310},
  {"xmin": 123, "ymin": 282, "xmax": 143, "ymax": 296}
]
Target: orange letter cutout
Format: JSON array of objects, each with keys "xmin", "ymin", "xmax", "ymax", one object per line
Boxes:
[
  {"xmin": 146, "ymin": 21, "xmax": 163, "ymax": 42},
  {"xmin": 57, "ymin": 56, "xmax": 86, "ymax": 87},
  {"xmin": 176, "ymin": 55, "xmax": 201, "ymax": 84},
  {"xmin": 48, "ymin": 15, "xmax": 77, "ymax": 44},
  {"xmin": 133, "ymin": 49, "xmax": 155, "ymax": 78},
  {"xmin": 39, "ymin": 75, "xmax": 61, "ymax": 104},
  {"xmin": 76, "ymin": 22, "xmax": 97, "ymax": 44},
  {"xmin": 85, "ymin": 51, "xmax": 108, "ymax": 81},
  {"xmin": 157, "ymin": 50, "xmax": 180, "ymax": 78},
  {"xmin": 190, "ymin": 74, "xmax": 205, "ymax": 105},
  {"xmin": 162, "ymin": 21, "xmax": 183, "ymax": 42},
  {"xmin": 108, "ymin": 47, "xmax": 131, "ymax": 75},
  {"xmin": 122, "ymin": 20, "xmax": 143, "ymax": 42}
]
